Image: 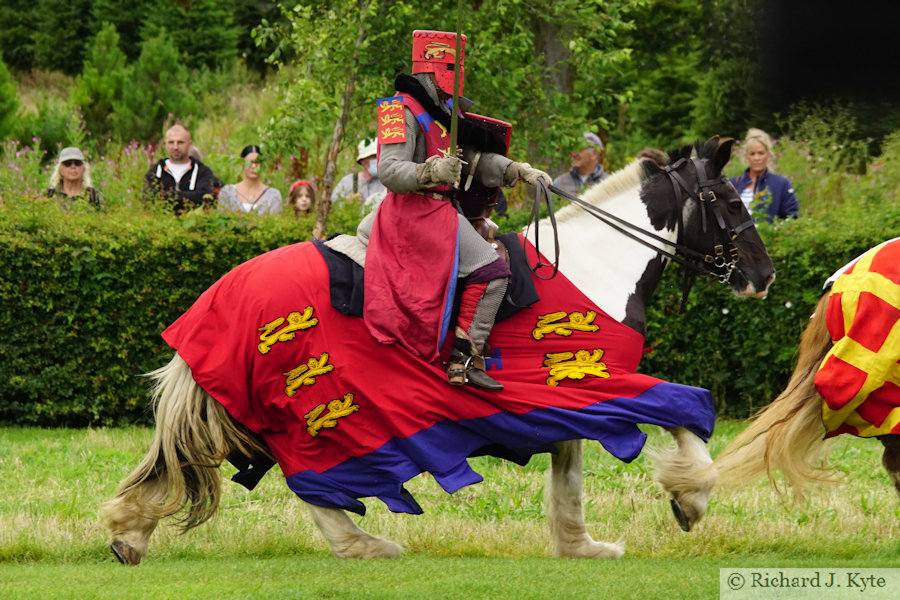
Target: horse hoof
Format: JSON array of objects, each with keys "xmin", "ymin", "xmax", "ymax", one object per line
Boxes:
[
  {"xmin": 110, "ymin": 541, "xmax": 141, "ymax": 565},
  {"xmin": 670, "ymin": 498, "xmax": 691, "ymax": 532}
]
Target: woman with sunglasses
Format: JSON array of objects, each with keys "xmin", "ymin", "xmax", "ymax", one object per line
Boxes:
[{"xmin": 45, "ymin": 147, "xmax": 103, "ymax": 208}]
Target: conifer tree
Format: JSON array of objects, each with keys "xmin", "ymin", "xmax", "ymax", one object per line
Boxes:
[
  {"xmin": 71, "ymin": 23, "xmax": 129, "ymax": 145},
  {"xmin": 91, "ymin": 0, "xmax": 152, "ymax": 61},
  {"xmin": 30, "ymin": 0, "xmax": 94, "ymax": 74},
  {"xmin": 141, "ymin": 0, "xmax": 239, "ymax": 70},
  {"xmin": 112, "ymin": 30, "xmax": 198, "ymax": 143},
  {"xmin": 0, "ymin": 53, "xmax": 19, "ymax": 140},
  {"xmin": 0, "ymin": 0, "xmax": 35, "ymax": 72}
]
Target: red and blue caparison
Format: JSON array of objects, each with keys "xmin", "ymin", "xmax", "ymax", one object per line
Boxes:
[{"xmin": 163, "ymin": 239, "xmax": 715, "ymax": 515}]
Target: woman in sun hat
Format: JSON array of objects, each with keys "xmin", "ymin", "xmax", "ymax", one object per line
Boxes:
[{"xmin": 45, "ymin": 146, "xmax": 104, "ymax": 207}]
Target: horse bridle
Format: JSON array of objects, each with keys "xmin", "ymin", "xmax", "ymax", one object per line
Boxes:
[{"xmin": 526, "ymin": 156, "xmax": 755, "ymax": 287}]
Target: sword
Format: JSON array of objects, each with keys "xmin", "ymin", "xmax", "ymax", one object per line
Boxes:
[{"xmin": 448, "ymin": 0, "xmax": 463, "ymax": 164}]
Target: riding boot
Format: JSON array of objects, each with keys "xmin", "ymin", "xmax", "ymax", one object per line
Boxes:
[{"xmin": 446, "ymin": 277, "xmax": 508, "ymax": 391}]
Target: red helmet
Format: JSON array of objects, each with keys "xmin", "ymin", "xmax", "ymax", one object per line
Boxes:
[{"xmin": 411, "ymin": 30, "xmax": 466, "ymax": 96}]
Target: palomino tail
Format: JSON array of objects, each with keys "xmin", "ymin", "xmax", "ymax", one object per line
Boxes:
[
  {"xmin": 103, "ymin": 353, "xmax": 272, "ymax": 532},
  {"xmin": 712, "ymin": 294, "xmax": 836, "ymax": 498}
]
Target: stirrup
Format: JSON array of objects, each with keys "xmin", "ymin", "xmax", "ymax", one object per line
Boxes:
[
  {"xmin": 445, "ymin": 346, "xmax": 503, "ymax": 391},
  {"xmin": 447, "ymin": 350, "xmax": 468, "ymax": 386}
]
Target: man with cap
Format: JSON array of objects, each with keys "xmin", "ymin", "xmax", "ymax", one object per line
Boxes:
[
  {"xmin": 325, "ymin": 29, "xmax": 550, "ymax": 391},
  {"xmin": 331, "ymin": 139, "xmax": 386, "ymax": 208},
  {"xmin": 142, "ymin": 123, "xmax": 220, "ymax": 213},
  {"xmin": 552, "ymin": 131, "xmax": 609, "ymax": 196}
]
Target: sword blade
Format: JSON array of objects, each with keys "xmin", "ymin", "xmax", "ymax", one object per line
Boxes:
[{"xmin": 448, "ymin": 0, "xmax": 463, "ymax": 158}]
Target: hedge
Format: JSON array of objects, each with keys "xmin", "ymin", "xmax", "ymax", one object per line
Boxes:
[{"xmin": 2, "ymin": 196, "xmax": 899, "ymax": 426}]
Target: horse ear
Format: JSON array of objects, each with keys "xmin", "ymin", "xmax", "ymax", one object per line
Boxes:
[{"xmin": 713, "ymin": 137, "xmax": 735, "ymax": 174}]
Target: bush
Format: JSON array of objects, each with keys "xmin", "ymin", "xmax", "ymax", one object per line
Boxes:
[{"xmin": 0, "ymin": 201, "xmax": 312, "ymax": 425}]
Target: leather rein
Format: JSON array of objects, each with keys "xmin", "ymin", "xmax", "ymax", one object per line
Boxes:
[{"xmin": 525, "ymin": 157, "xmax": 755, "ymax": 290}]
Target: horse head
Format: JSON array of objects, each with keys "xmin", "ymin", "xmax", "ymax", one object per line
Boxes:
[{"xmin": 644, "ymin": 136, "xmax": 776, "ymax": 299}]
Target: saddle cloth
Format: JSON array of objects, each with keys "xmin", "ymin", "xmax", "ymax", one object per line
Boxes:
[
  {"xmin": 817, "ymin": 238, "xmax": 900, "ymax": 437},
  {"xmin": 162, "ymin": 237, "xmax": 715, "ymax": 515}
]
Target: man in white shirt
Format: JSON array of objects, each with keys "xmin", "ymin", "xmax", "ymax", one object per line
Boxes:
[{"xmin": 142, "ymin": 124, "xmax": 220, "ymax": 213}]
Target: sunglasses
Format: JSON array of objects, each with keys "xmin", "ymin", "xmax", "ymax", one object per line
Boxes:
[{"xmin": 62, "ymin": 160, "xmax": 83, "ymax": 167}]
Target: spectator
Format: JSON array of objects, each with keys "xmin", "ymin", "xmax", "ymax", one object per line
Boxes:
[
  {"xmin": 288, "ymin": 180, "xmax": 316, "ymax": 218},
  {"xmin": 142, "ymin": 124, "xmax": 219, "ymax": 213},
  {"xmin": 331, "ymin": 139, "xmax": 385, "ymax": 208},
  {"xmin": 730, "ymin": 128, "xmax": 799, "ymax": 221},
  {"xmin": 552, "ymin": 131, "xmax": 608, "ymax": 196},
  {"xmin": 218, "ymin": 145, "xmax": 283, "ymax": 216},
  {"xmin": 45, "ymin": 146, "xmax": 104, "ymax": 208}
]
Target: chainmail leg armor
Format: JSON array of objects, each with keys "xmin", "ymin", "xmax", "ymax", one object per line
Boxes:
[{"xmin": 465, "ymin": 276, "xmax": 508, "ymax": 350}]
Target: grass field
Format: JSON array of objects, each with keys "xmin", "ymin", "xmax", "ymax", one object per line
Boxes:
[{"xmin": 1, "ymin": 423, "xmax": 898, "ymax": 599}]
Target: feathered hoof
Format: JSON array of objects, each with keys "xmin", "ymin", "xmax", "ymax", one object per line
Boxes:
[
  {"xmin": 334, "ymin": 536, "xmax": 404, "ymax": 559},
  {"xmin": 110, "ymin": 541, "xmax": 142, "ymax": 566},
  {"xmin": 557, "ymin": 537, "xmax": 625, "ymax": 559}
]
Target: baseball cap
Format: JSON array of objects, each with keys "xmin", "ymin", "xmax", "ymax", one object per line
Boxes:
[
  {"xmin": 583, "ymin": 132, "xmax": 604, "ymax": 151},
  {"xmin": 58, "ymin": 147, "xmax": 86, "ymax": 162}
]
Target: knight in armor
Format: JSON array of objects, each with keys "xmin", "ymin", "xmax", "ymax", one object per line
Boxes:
[{"xmin": 325, "ymin": 30, "xmax": 549, "ymax": 391}]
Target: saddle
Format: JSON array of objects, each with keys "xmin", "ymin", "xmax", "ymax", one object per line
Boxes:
[{"xmin": 315, "ymin": 232, "xmax": 539, "ymax": 324}]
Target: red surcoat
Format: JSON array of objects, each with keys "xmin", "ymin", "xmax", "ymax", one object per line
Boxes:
[{"xmin": 364, "ymin": 92, "xmax": 460, "ymax": 361}]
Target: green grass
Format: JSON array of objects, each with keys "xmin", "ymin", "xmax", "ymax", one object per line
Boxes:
[{"xmin": 1, "ymin": 423, "xmax": 898, "ymax": 599}]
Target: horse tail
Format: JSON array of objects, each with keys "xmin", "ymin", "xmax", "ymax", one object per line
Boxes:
[
  {"xmin": 712, "ymin": 293, "xmax": 835, "ymax": 498},
  {"xmin": 108, "ymin": 353, "xmax": 272, "ymax": 532}
]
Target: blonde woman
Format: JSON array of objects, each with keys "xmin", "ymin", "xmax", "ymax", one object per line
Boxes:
[
  {"xmin": 729, "ymin": 128, "xmax": 798, "ymax": 221},
  {"xmin": 45, "ymin": 147, "xmax": 103, "ymax": 207}
]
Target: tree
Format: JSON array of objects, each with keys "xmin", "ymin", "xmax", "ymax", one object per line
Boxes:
[
  {"xmin": 614, "ymin": 0, "xmax": 765, "ymax": 149},
  {"xmin": 257, "ymin": 0, "xmax": 640, "ymax": 235},
  {"xmin": 467, "ymin": 0, "xmax": 639, "ymax": 170},
  {"xmin": 233, "ymin": 0, "xmax": 283, "ymax": 76},
  {"xmin": 91, "ymin": 0, "xmax": 153, "ymax": 61},
  {"xmin": 30, "ymin": 0, "xmax": 95, "ymax": 74},
  {"xmin": 141, "ymin": 0, "xmax": 240, "ymax": 70},
  {"xmin": 0, "ymin": 53, "xmax": 18, "ymax": 140},
  {"xmin": 0, "ymin": 0, "xmax": 35, "ymax": 72},
  {"xmin": 256, "ymin": 0, "xmax": 432, "ymax": 237},
  {"xmin": 71, "ymin": 22, "xmax": 129, "ymax": 145},
  {"xmin": 112, "ymin": 30, "xmax": 198, "ymax": 143}
]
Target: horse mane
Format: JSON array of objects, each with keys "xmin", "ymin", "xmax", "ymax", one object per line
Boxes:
[
  {"xmin": 554, "ymin": 138, "xmax": 730, "ymax": 225},
  {"xmin": 552, "ymin": 158, "xmax": 647, "ymax": 224},
  {"xmin": 634, "ymin": 137, "xmax": 733, "ymax": 198}
]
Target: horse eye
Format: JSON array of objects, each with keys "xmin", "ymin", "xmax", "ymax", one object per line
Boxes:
[{"xmin": 727, "ymin": 199, "xmax": 745, "ymax": 214}]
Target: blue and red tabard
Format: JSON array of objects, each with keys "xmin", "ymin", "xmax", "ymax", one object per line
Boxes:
[{"xmin": 816, "ymin": 238, "xmax": 900, "ymax": 438}]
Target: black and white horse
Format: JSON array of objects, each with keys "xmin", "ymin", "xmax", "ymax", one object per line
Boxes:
[{"xmin": 102, "ymin": 137, "xmax": 775, "ymax": 563}]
